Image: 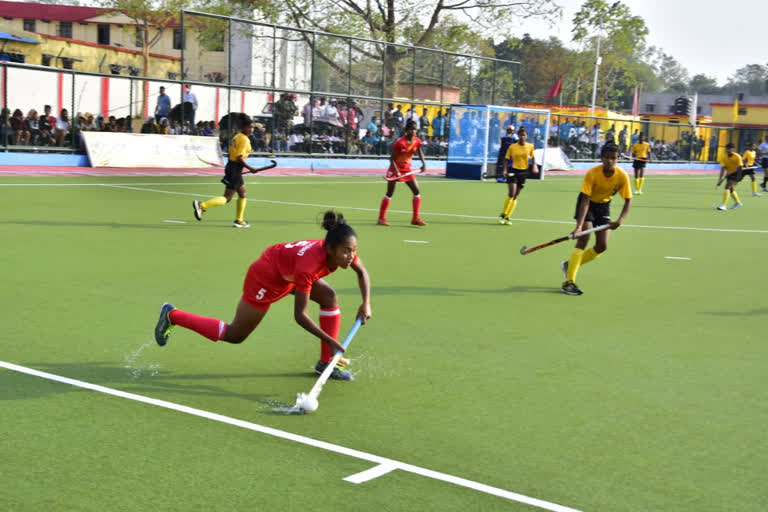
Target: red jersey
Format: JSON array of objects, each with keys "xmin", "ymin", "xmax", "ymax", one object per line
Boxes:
[{"xmin": 391, "ymin": 135, "xmax": 422, "ymax": 170}]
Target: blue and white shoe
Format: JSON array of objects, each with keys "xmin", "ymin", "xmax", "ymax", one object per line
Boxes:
[
  {"xmin": 315, "ymin": 360, "xmax": 353, "ymax": 381},
  {"xmin": 154, "ymin": 303, "xmax": 175, "ymax": 346}
]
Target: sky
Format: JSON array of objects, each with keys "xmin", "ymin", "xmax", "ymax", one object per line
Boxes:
[{"xmin": 515, "ymin": 0, "xmax": 764, "ymax": 85}]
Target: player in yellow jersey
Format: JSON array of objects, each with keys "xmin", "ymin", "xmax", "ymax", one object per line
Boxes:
[
  {"xmin": 498, "ymin": 126, "xmax": 536, "ymax": 224},
  {"xmin": 193, "ymin": 114, "xmax": 264, "ymax": 227},
  {"xmin": 716, "ymin": 142, "xmax": 744, "ymax": 210},
  {"xmin": 740, "ymin": 142, "xmax": 762, "ymax": 197},
  {"xmin": 630, "ymin": 133, "xmax": 651, "ymax": 194},
  {"xmin": 560, "ymin": 143, "xmax": 632, "ymax": 295}
]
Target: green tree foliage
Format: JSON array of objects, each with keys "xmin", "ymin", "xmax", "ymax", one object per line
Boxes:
[
  {"xmin": 688, "ymin": 74, "xmax": 722, "ymax": 94},
  {"xmin": 725, "ymin": 64, "xmax": 768, "ymax": 96}
]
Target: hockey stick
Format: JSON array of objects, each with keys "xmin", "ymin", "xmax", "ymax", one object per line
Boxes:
[
  {"xmin": 385, "ymin": 170, "xmax": 417, "ymax": 181},
  {"xmin": 520, "ymin": 224, "xmax": 611, "ymax": 256},
  {"xmin": 290, "ymin": 316, "xmax": 363, "ymax": 414},
  {"xmin": 196, "ymin": 155, "xmax": 278, "ymax": 174},
  {"xmin": 196, "ymin": 154, "xmax": 224, "ymax": 168}
]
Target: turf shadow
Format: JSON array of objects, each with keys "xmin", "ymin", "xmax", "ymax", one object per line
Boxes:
[
  {"xmin": 338, "ymin": 284, "xmax": 558, "ymax": 296},
  {"xmin": 701, "ymin": 308, "xmax": 768, "ymax": 317}
]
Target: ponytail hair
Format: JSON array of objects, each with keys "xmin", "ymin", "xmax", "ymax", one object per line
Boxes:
[{"xmin": 321, "ymin": 210, "xmax": 356, "ymax": 248}]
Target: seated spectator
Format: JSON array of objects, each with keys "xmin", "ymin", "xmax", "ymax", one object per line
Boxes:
[
  {"xmin": 288, "ymin": 129, "xmax": 304, "ymax": 152},
  {"xmin": 38, "ymin": 107, "xmax": 53, "ymax": 145},
  {"xmin": 25, "ymin": 109, "xmax": 41, "ymax": 145},
  {"xmin": 54, "ymin": 109, "xmax": 70, "ymax": 146},
  {"xmin": 141, "ymin": 116, "xmax": 156, "ymax": 134},
  {"xmin": 201, "ymin": 121, "xmax": 214, "ymax": 136},
  {"xmin": 157, "ymin": 118, "xmax": 170, "ymax": 134},
  {"xmin": 1, "ymin": 107, "xmax": 13, "ymax": 144},
  {"xmin": 361, "ymin": 130, "xmax": 375, "ymax": 154},
  {"xmin": 249, "ymin": 123, "xmax": 267, "ymax": 152},
  {"xmin": 11, "ymin": 108, "xmax": 30, "ymax": 145}
]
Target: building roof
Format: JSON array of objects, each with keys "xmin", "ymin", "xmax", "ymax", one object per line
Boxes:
[{"xmin": 0, "ymin": 1, "xmax": 109, "ymax": 22}]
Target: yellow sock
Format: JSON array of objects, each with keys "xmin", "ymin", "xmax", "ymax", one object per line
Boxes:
[
  {"xmin": 506, "ymin": 198, "xmax": 518, "ymax": 217},
  {"xmin": 201, "ymin": 196, "xmax": 227, "ymax": 210},
  {"xmin": 731, "ymin": 191, "xmax": 740, "ymax": 204},
  {"xmin": 722, "ymin": 190, "xmax": 730, "ymax": 204},
  {"xmin": 566, "ymin": 248, "xmax": 584, "ymax": 282},
  {"xmin": 639, "ymin": 177, "xmax": 645, "ymax": 190},
  {"xmin": 581, "ymin": 247, "xmax": 600, "ymax": 265},
  {"xmin": 752, "ymin": 181, "xmax": 757, "ymax": 193},
  {"xmin": 236, "ymin": 197, "xmax": 247, "ymax": 222},
  {"xmin": 634, "ymin": 178, "xmax": 640, "ymax": 190},
  {"xmin": 501, "ymin": 197, "xmax": 512, "ymax": 215}
]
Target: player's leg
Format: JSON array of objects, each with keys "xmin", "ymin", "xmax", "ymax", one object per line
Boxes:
[
  {"xmin": 749, "ymin": 173, "xmax": 762, "ymax": 196},
  {"xmin": 499, "ymin": 179, "xmax": 514, "ymax": 224},
  {"xmin": 233, "ymin": 184, "xmax": 249, "ymax": 227},
  {"xmin": 728, "ymin": 179, "xmax": 742, "ymax": 208},
  {"xmin": 637, "ymin": 166, "xmax": 645, "ymax": 193},
  {"xmin": 155, "ymin": 299, "xmax": 266, "ymax": 346},
  {"xmin": 406, "ymin": 178, "xmax": 427, "ymax": 226},
  {"xmin": 309, "ymin": 279, "xmax": 351, "ymax": 380},
  {"xmin": 633, "ymin": 164, "xmax": 640, "ymax": 192},
  {"xmin": 762, "ymin": 161, "xmax": 768, "ymax": 191},
  {"xmin": 378, "ymin": 180, "xmax": 396, "ymax": 225}
]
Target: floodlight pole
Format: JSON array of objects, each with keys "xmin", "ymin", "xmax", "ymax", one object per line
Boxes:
[{"xmin": 590, "ymin": 1, "xmax": 620, "ymax": 118}]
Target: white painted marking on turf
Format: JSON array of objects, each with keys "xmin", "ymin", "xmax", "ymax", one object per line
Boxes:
[
  {"xmin": 0, "ymin": 360, "xmax": 581, "ymax": 512},
  {"xmin": 344, "ymin": 463, "xmax": 398, "ymax": 484},
  {"xmin": 664, "ymin": 256, "xmax": 692, "ymax": 260},
  {"xmin": 404, "ymin": 240, "xmax": 429, "ymax": 244},
  {"xmin": 162, "ymin": 219, "xmax": 185, "ymax": 224}
]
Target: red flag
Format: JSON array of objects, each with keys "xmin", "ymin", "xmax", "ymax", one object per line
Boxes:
[
  {"xmin": 545, "ymin": 77, "xmax": 562, "ymax": 101},
  {"xmin": 631, "ymin": 86, "xmax": 639, "ymax": 116}
]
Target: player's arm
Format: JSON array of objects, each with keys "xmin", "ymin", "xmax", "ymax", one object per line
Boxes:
[
  {"xmin": 530, "ymin": 145, "xmax": 538, "ymax": 175},
  {"xmin": 416, "ymin": 146, "xmax": 426, "ymax": 172},
  {"xmin": 350, "ymin": 257, "xmax": 372, "ymax": 324},
  {"xmin": 573, "ymin": 193, "xmax": 589, "ymax": 234},
  {"xmin": 236, "ymin": 154, "xmax": 262, "ymax": 174},
  {"xmin": 717, "ymin": 165, "xmax": 726, "ymax": 186},
  {"xmin": 503, "ymin": 145, "xmax": 512, "ymax": 178},
  {"xmin": 388, "ymin": 147, "xmax": 401, "ymax": 177},
  {"xmin": 610, "ymin": 197, "xmax": 632, "ymax": 230},
  {"xmin": 293, "ymin": 291, "xmax": 345, "ymax": 353}
]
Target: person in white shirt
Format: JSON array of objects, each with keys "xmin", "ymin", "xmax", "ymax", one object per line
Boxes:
[
  {"xmin": 182, "ymin": 85, "xmax": 198, "ymax": 124},
  {"xmin": 758, "ymin": 134, "xmax": 768, "ymax": 192}
]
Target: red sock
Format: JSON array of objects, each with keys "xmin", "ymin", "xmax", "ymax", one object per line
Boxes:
[
  {"xmin": 319, "ymin": 307, "xmax": 341, "ymax": 363},
  {"xmin": 169, "ymin": 308, "xmax": 227, "ymax": 342},
  {"xmin": 412, "ymin": 195, "xmax": 422, "ymax": 220},
  {"xmin": 378, "ymin": 196, "xmax": 391, "ymax": 220}
]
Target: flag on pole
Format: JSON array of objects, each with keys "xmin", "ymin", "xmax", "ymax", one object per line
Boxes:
[
  {"xmin": 545, "ymin": 77, "xmax": 563, "ymax": 101},
  {"xmin": 631, "ymin": 86, "xmax": 639, "ymax": 116},
  {"xmin": 732, "ymin": 97, "xmax": 739, "ymax": 123},
  {"xmin": 689, "ymin": 92, "xmax": 698, "ymax": 127}
]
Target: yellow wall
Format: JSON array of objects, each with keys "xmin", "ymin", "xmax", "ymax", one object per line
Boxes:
[{"xmin": 712, "ymin": 104, "xmax": 768, "ymax": 125}]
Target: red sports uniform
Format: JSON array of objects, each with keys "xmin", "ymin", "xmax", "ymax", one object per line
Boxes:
[
  {"xmin": 386, "ymin": 135, "xmax": 422, "ymax": 182},
  {"xmin": 242, "ymin": 239, "xmax": 358, "ymax": 310}
]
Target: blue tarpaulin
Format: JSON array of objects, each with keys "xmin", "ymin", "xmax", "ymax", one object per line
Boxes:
[{"xmin": 0, "ymin": 32, "xmax": 41, "ymax": 44}]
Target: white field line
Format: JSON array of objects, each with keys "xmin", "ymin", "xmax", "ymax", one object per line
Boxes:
[
  {"xmin": 0, "ymin": 360, "xmax": 581, "ymax": 512},
  {"xmin": 162, "ymin": 220, "xmax": 185, "ymax": 224},
  {"xmin": 403, "ymin": 240, "xmax": 429, "ymax": 243},
  {"xmin": 97, "ymin": 183, "xmax": 768, "ymax": 235},
  {"xmin": 664, "ymin": 256, "xmax": 692, "ymax": 260},
  {"xmin": 344, "ymin": 462, "xmax": 399, "ymax": 484}
]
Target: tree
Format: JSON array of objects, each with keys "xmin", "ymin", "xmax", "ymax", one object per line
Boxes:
[
  {"xmin": 688, "ymin": 74, "xmax": 721, "ymax": 94},
  {"xmin": 239, "ymin": 0, "xmax": 561, "ymax": 97},
  {"xmin": 571, "ymin": 0, "xmax": 649, "ymax": 109},
  {"xmin": 725, "ymin": 64, "xmax": 768, "ymax": 95}
]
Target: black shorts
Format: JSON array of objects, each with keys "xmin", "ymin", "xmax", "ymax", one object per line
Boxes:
[
  {"xmin": 761, "ymin": 157, "xmax": 768, "ymax": 170},
  {"xmin": 632, "ymin": 160, "xmax": 646, "ymax": 170},
  {"xmin": 742, "ymin": 166, "xmax": 755, "ymax": 176},
  {"xmin": 726, "ymin": 171, "xmax": 742, "ymax": 183},
  {"xmin": 222, "ymin": 160, "xmax": 245, "ymax": 189},
  {"xmin": 574, "ymin": 193, "xmax": 611, "ymax": 227},
  {"xmin": 506, "ymin": 168, "xmax": 530, "ymax": 187}
]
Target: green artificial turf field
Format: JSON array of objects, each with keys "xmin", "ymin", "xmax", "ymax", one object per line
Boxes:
[{"xmin": 1, "ymin": 173, "xmax": 766, "ymax": 511}]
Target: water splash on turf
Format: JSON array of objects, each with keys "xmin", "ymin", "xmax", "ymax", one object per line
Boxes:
[{"xmin": 123, "ymin": 340, "xmax": 162, "ymax": 379}]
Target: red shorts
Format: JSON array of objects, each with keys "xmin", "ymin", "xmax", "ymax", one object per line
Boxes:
[
  {"xmin": 386, "ymin": 163, "xmax": 416, "ymax": 182},
  {"xmin": 241, "ymin": 258, "xmax": 294, "ymax": 311}
]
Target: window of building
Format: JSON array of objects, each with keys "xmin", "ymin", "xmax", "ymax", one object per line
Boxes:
[
  {"xmin": 668, "ymin": 118, "xmax": 680, "ymax": 124},
  {"xmin": 42, "ymin": 55, "xmax": 52, "ymax": 66},
  {"xmin": 212, "ymin": 32, "xmax": 225, "ymax": 52},
  {"xmin": 97, "ymin": 24, "xmax": 110, "ymax": 45},
  {"xmin": 173, "ymin": 29, "xmax": 185, "ymax": 50},
  {"xmin": 696, "ymin": 106, "xmax": 702, "ymax": 114},
  {"xmin": 645, "ymin": 104, "xmax": 655, "ymax": 113},
  {"xmin": 23, "ymin": 19, "xmax": 35, "ymax": 32},
  {"xmin": 737, "ymin": 93, "xmax": 744, "ymax": 101},
  {"xmin": 128, "ymin": 66, "xmax": 140, "ymax": 76},
  {"xmin": 738, "ymin": 108, "xmax": 747, "ymax": 116},
  {"xmin": 59, "ymin": 21, "xmax": 73, "ymax": 38},
  {"xmin": 667, "ymin": 105, "xmax": 676, "ymax": 114},
  {"xmin": 135, "ymin": 27, "xmax": 143, "ymax": 47},
  {"xmin": 167, "ymin": 71, "xmax": 181, "ymax": 80},
  {"xmin": 0, "ymin": 53, "xmax": 25, "ymax": 63},
  {"xmin": 109, "ymin": 64, "xmax": 121, "ymax": 75},
  {"xmin": 61, "ymin": 58, "xmax": 75, "ymax": 69}
]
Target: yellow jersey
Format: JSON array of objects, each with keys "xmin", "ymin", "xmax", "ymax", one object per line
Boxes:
[
  {"xmin": 228, "ymin": 132, "xmax": 253, "ymax": 162},
  {"xmin": 580, "ymin": 164, "xmax": 632, "ymax": 204},
  {"xmin": 742, "ymin": 150, "xmax": 756, "ymax": 167},
  {"xmin": 504, "ymin": 142, "xmax": 534, "ymax": 170},
  {"xmin": 720, "ymin": 152, "xmax": 743, "ymax": 174},
  {"xmin": 631, "ymin": 142, "xmax": 650, "ymax": 159}
]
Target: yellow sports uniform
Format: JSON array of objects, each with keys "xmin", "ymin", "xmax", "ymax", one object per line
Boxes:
[
  {"xmin": 580, "ymin": 164, "xmax": 632, "ymax": 203},
  {"xmin": 631, "ymin": 142, "xmax": 650, "ymax": 160},
  {"xmin": 742, "ymin": 150, "xmax": 756, "ymax": 167},
  {"xmin": 229, "ymin": 133, "xmax": 252, "ymax": 162},
  {"xmin": 504, "ymin": 142, "xmax": 534, "ymax": 170}
]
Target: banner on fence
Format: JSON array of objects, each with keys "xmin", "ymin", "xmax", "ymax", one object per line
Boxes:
[{"xmin": 83, "ymin": 132, "xmax": 221, "ymax": 168}]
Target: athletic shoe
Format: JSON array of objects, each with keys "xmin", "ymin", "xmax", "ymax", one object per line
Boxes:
[
  {"xmin": 732, "ymin": 202, "xmax": 743, "ymax": 209},
  {"xmin": 315, "ymin": 361, "xmax": 353, "ymax": 381},
  {"xmin": 561, "ymin": 280, "xmax": 583, "ymax": 296},
  {"xmin": 411, "ymin": 218, "xmax": 427, "ymax": 226},
  {"xmin": 761, "ymin": 185, "xmax": 767, "ymax": 192},
  {"xmin": 753, "ymin": 192, "xmax": 763, "ymax": 197},
  {"xmin": 716, "ymin": 204, "xmax": 727, "ymax": 211},
  {"xmin": 635, "ymin": 190, "xmax": 643, "ymax": 195},
  {"xmin": 498, "ymin": 214, "xmax": 507, "ymax": 225},
  {"xmin": 192, "ymin": 200, "xmax": 203, "ymax": 221},
  {"xmin": 154, "ymin": 303, "xmax": 175, "ymax": 346},
  {"xmin": 560, "ymin": 260, "xmax": 568, "ymax": 281},
  {"xmin": 233, "ymin": 220, "xmax": 251, "ymax": 228},
  {"xmin": 377, "ymin": 218, "xmax": 389, "ymax": 226}
]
